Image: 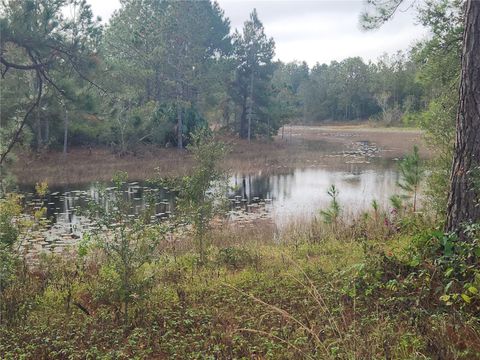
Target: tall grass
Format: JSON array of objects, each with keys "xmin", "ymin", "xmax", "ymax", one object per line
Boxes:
[{"xmin": 1, "ymin": 195, "xmax": 479, "ymax": 359}]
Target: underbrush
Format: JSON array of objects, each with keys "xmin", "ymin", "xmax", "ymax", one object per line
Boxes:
[{"xmin": 1, "ymin": 201, "xmax": 479, "ymax": 359}]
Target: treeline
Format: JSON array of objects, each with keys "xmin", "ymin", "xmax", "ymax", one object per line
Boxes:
[
  {"xmin": 0, "ymin": 0, "xmax": 460, "ymax": 157},
  {"xmin": 273, "ymin": 53, "xmax": 423, "ymax": 124}
]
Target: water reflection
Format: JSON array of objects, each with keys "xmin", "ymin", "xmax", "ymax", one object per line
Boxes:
[
  {"xmin": 38, "ymin": 184, "xmax": 174, "ymax": 227},
  {"xmin": 19, "ymin": 159, "xmax": 402, "ymax": 254},
  {"xmin": 23, "ymin": 163, "xmax": 401, "ymax": 229},
  {"xmin": 230, "ymin": 164, "xmax": 399, "ymax": 224}
]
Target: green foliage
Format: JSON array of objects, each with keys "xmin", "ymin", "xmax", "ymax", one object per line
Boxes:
[
  {"xmin": 232, "ymin": 9, "xmax": 277, "ymax": 139},
  {"xmin": 0, "ymin": 195, "xmax": 23, "ymax": 323},
  {"xmin": 0, "ymin": 0, "xmax": 102, "ymax": 161},
  {"xmin": 173, "ymin": 129, "xmax": 229, "ymax": 263},
  {"xmin": 360, "ymin": 0, "xmax": 404, "ymax": 30},
  {"xmin": 101, "ymin": 0, "xmax": 231, "ymax": 149},
  {"xmin": 389, "ymin": 194, "xmax": 403, "ymax": 213},
  {"xmin": 397, "ymin": 145, "xmax": 424, "ymax": 211},
  {"xmin": 216, "ymin": 247, "xmax": 257, "ymax": 270},
  {"xmin": 410, "ymin": 0, "xmax": 462, "ymax": 216},
  {"xmin": 406, "ymin": 225, "xmax": 480, "ymax": 312},
  {"xmin": 150, "ymin": 103, "xmax": 208, "ymax": 147},
  {"xmin": 2, "ymin": 1, "xmax": 479, "ymax": 357},
  {"xmin": 0, "ymin": 193, "xmax": 42, "ymax": 324},
  {"xmin": 416, "ymin": 92, "xmax": 457, "ymax": 215},
  {"xmin": 84, "ymin": 171, "xmax": 166, "ymax": 326},
  {"xmin": 299, "ymin": 53, "xmax": 422, "ymax": 124},
  {"xmin": 1, "ymin": 202, "xmax": 480, "ymax": 359},
  {"xmin": 0, "ymin": 0, "xmax": 453, "ymax": 158},
  {"xmin": 34, "ymin": 181, "xmax": 48, "ymax": 198},
  {"xmin": 0, "ymin": 194, "xmax": 23, "ymax": 248},
  {"xmin": 320, "ymin": 185, "xmax": 341, "ymax": 225}
]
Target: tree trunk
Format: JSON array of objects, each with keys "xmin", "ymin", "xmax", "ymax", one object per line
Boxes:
[
  {"xmin": 176, "ymin": 76, "xmax": 184, "ymax": 149},
  {"xmin": 446, "ymin": 0, "xmax": 480, "ymax": 234},
  {"xmin": 177, "ymin": 105, "xmax": 183, "ymax": 149},
  {"xmin": 45, "ymin": 116, "xmax": 49, "ymax": 145},
  {"xmin": 36, "ymin": 105, "xmax": 42, "ymax": 151},
  {"xmin": 63, "ymin": 103, "xmax": 69, "ymax": 156},
  {"xmin": 239, "ymin": 93, "xmax": 248, "ymax": 139},
  {"xmin": 155, "ymin": 68, "xmax": 161, "ymax": 102},
  {"xmin": 35, "ymin": 77, "xmax": 43, "ymax": 151},
  {"xmin": 247, "ymin": 71, "xmax": 254, "ymax": 142}
]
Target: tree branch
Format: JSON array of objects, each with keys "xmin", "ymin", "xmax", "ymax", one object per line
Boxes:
[
  {"xmin": 0, "ymin": 56, "xmax": 51, "ymax": 72},
  {"xmin": 0, "ymin": 72, "xmax": 43, "ymax": 165}
]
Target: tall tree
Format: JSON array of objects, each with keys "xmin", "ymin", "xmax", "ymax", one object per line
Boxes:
[
  {"xmin": 301, "ymin": 58, "xmax": 380, "ymax": 122},
  {"xmin": 445, "ymin": 0, "xmax": 480, "ymax": 233},
  {"xmin": 102, "ymin": 0, "xmax": 231, "ymax": 149},
  {"xmin": 271, "ymin": 61, "xmax": 309, "ymax": 122},
  {"xmin": 0, "ymin": 0, "xmax": 102, "ymax": 164},
  {"xmin": 362, "ymin": 0, "xmax": 480, "ymax": 233},
  {"xmin": 232, "ymin": 9, "xmax": 275, "ymax": 139}
]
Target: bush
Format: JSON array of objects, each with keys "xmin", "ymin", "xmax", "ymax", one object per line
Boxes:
[{"xmin": 216, "ymin": 247, "xmax": 257, "ymax": 270}]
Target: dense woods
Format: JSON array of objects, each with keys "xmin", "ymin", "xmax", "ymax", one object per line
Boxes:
[{"xmin": 0, "ymin": 0, "xmax": 462, "ymax": 156}]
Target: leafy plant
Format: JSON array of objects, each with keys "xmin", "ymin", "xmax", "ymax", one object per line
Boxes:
[
  {"xmin": 85, "ymin": 172, "xmax": 166, "ymax": 328},
  {"xmin": 216, "ymin": 247, "xmax": 256, "ymax": 270},
  {"xmin": 0, "ymin": 193, "xmax": 36, "ymax": 324},
  {"xmin": 172, "ymin": 129, "xmax": 229, "ymax": 264}
]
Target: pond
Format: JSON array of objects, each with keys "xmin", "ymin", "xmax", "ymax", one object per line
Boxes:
[
  {"xmin": 19, "ymin": 161, "xmax": 402, "ymax": 252},
  {"xmin": 18, "ymin": 136, "xmax": 413, "ymax": 256}
]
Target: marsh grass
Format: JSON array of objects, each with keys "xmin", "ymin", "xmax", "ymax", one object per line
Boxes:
[
  {"xmin": 1, "ymin": 199, "xmax": 479, "ymax": 359},
  {"xmin": 12, "ymin": 126, "xmax": 429, "ymax": 186}
]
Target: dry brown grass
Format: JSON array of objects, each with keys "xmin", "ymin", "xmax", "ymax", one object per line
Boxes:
[{"xmin": 12, "ymin": 125, "xmax": 430, "ymax": 186}]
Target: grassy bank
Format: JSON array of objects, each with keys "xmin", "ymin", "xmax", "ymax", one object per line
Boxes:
[
  {"xmin": 12, "ymin": 126, "xmax": 428, "ymax": 187},
  {"xmin": 1, "ymin": 210, "xmax": 479, "ymax": 359}
]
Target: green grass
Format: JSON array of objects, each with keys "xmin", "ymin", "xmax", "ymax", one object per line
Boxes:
[{"xmin": 1, "ymin": 212, "xmax": 480, "ymax": 359}]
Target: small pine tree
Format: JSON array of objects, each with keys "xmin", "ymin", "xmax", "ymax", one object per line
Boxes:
[
  {"xmin": 175, "ymin": 129, "xmax": 229, "ymax": 264},
  {"xmin": 320, "ymin": 185, "xmax": 341, "ymax": 226},
  {"xmin": 397, "ymin": 145, "xmax": 424, "ymax": 212},
  {"xmin": 371, "ymin": 199, "xmax": 379, "ymax": 221}
]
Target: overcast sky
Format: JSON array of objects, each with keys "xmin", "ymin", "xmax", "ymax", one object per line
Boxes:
[{"xmin": 88, "ymin": 0, "xmax": 428, "ymax": 66}]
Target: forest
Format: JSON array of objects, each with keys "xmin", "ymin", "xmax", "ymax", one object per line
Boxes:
[
  {"xmin": 1, "ymin": 0, "xmax": 480, "ymax": 359},
  {"xmin": 0, "ymin": 0, "xmax": 455, "ymax": 158}
]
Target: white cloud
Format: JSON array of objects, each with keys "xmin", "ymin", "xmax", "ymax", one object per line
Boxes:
[{"xmin": 87, "ymin": 0, "xmax": 429, "ymax": 66}]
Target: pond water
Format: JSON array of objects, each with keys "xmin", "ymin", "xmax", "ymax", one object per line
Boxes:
[
  {"xmin": 20, "ymin": 160, "xmax": 400, "ymax": 234},
  {"xmin": 232, "ymin": 162, "xmax": 400, "ymax": 225},
  {"xmin": 18, "ymin": 139, "xmax": 408, "ymax": 255}
]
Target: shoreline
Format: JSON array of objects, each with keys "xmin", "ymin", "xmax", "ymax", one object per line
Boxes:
[{"xmin": 12, "ymin": 125, "xmax": 429, "ymax": 187}]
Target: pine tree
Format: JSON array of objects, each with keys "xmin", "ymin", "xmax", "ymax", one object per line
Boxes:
[
  {"xmin": 0, "ymin": 0, "xmax": 102, "ymax": 164},
  {"xmin": 397, "ymin": 145, "xmax": 424, "ymax": 212},
  {"xmin": 232, "ymin": 9, "xmax": 276, "ymax": 139}
]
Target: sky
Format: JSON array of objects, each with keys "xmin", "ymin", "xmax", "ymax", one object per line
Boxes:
[{"xmin": 87, "ymin": 0, "xmax": 429, "ymax": 66}]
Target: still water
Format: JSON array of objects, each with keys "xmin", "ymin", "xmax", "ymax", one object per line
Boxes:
[
  {"xmin": 20, "ymin": 157, "xmax": 401, "ymax": 249},
  {"xmin": 232, "ymin": 163, "xmax": 400, "ymax": 225},
  {"xmin": 17, "ymin": 130, "xmax": 423, "ymax": 258},
  {"xmin": 18, "ymin": 157, "xmax": 405, "ymax": 257}
]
